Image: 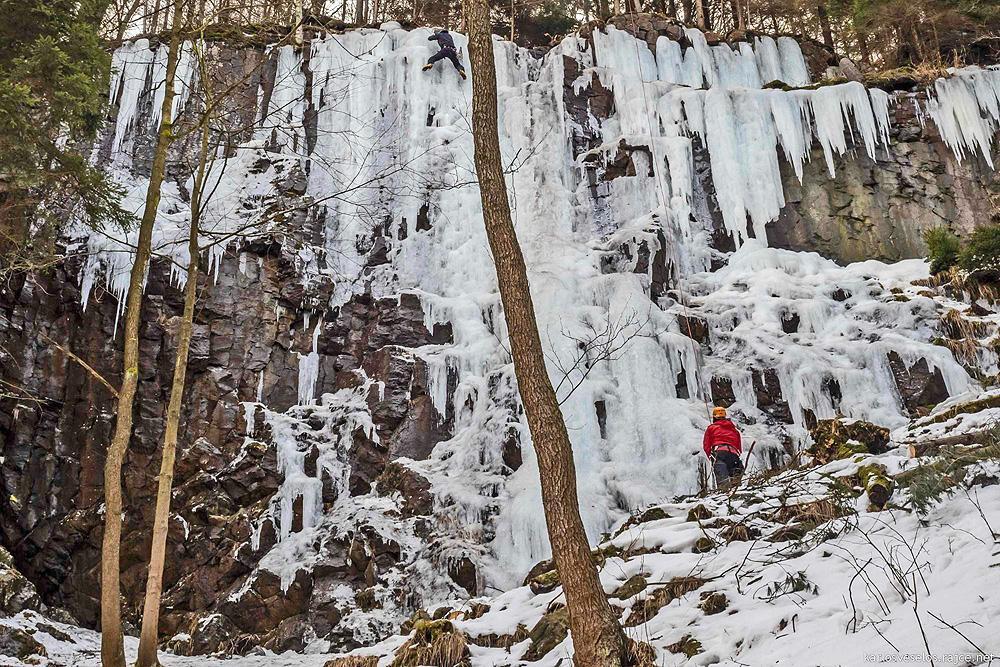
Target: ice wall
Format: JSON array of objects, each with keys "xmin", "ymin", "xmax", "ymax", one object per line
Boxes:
[{"xmin": 82, "ymin": 24, "xmax": 1000, "ymax": 596}]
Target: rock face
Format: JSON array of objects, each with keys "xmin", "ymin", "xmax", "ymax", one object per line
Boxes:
[
  {"xmin": 886, "ymin": 351, "xmax": 950, "ymax": 416},
  {"xmin": 0, "ymin": 625, "xmax": 47, "ymax": 661},
  {"xmin": 768, "ymin": 95, "xmax": 1000, "ymax": 263},
  {"xmin": 0, "ymin": 230, "xmax": 451, "ymax": 649}
]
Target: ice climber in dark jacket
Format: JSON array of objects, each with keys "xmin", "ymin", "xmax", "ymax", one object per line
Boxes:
[
  {"xmin": 423, "ymin": 29, "xmax": 467, "ymax": 79},
  {"xmin": 703, "ymin": 406, "xmax": 744, "ymax": 486}
]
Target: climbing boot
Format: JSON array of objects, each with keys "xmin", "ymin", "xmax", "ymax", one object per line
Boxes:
[
  {"xmin": 422, "ymin": 64, "xmax": 433, "ymax": 72},
  {"xmin": 458, "ymin": 69, "xmax": 467, "ymax": 80}
]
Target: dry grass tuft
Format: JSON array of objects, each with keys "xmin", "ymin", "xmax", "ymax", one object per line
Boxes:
[
  {"xmin": 625, "ymin": 576, "xmax": 707, "ymax": 626},
  {"xmin": 325, "ymin": 656, "xmax": 379, "ymax": 667},
  {"xmin": 771, "ymin": 498, "xmax": 846, "ymax": 526},
  {"xmin": 391, "ymin": 620, "xmax": 470, "ymax": 667},
  {"xmin": 467, "ymin": 624, "xmax": 530, "ymax": 650},
  {"xmin": 627, "ymin": 639, "xmax": 658, "ymax": 666}
]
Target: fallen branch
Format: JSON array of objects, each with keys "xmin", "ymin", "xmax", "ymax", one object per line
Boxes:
[{"xmin": 39, "ymin": 332, "xmax": 119, "ymax": 398}]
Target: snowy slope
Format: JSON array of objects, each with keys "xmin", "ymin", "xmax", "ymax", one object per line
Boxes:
[
  {"xmin": 57, "ymin": 18, "xmax": 1000, "ymax": 655},
  {"xmin": 7, "ymin": 400, "xmax": 1000, "ymax": 666}
]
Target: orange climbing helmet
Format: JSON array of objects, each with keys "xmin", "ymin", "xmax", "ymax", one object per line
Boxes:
[{"xmin": 711, "ymin": 406, "xmax": 728, "ymax": 420}]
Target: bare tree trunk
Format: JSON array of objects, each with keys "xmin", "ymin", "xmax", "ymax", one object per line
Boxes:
[
  {"xmin": 355, "ymin": 0, "xmax": 365, "ymax": 23},
  {"xmin": 597, "ymin": 0, "xmax": 610, "ymax": 19},
  {"xmin": 294, "ymin": 0, "xmax": 304, "ymax": 42},
  {"xmin": 695, "ymin": 0, "xmax": 709, "ymax": 29},
  {"xmin": 133, "ymin": 117, "xmax": 211, "ymax": 667},
  {"xmin": 731, "ymin": 0, "xmax": 745, "ymax": 31},
  {"xmin": 100, "ymin": 3, "xmax": 184, "ymax": 666},
  {"xmin": 856, "ymin": 30, "xmax": 871, "ymax": 66},
  {"xmin": 462, "ymin": 1, "xmax": 630, "ymax": 666},
  {"xmin": 681, "ymin": 0, "xmax": 694, "ymax": 24},
  {"xmin": 817, "ymin": 3, "xmax": 834, "ymax": 50},
  {"xmin": 150, "ymin": 0, "xmax": 162, "ymax": 33}
]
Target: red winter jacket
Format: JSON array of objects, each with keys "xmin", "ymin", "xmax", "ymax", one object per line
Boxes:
[{"xmin": 703, "ymin": 419, "xmax": 742, "ymax": 458}]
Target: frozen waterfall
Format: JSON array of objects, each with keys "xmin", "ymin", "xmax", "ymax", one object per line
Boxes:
[{"xmin": 81, "ymin": 23, "xmax": 999, "ymax": 591}]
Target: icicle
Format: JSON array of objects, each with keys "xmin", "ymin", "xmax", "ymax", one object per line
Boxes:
[
  {"xmin": 925, "ymin": 66, "xmax": 1000, "ymax": 167},
  {"xmin": 296, "ymin": 324, "xmax": 322, "ymax": 405}
]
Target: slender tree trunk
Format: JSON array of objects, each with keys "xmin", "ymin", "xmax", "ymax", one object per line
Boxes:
[
  {"xmin": 294, "ymin": 0, "xmax": 304, "ymax": 42},
  {"xmin": 462, "ymin": 1, "xmax": 630, "ymax": 665},
  {"xmin": 681, "ymin": 0, "xmax": 694, "ymax": 25},
  {"xmin": 856, "ymin": 30, "xmax": 871, "ymax": 66},
  {"xmin": 816, "ymin": 3, "xmax": 834, "ymax": 50},
  {"xmin": 910, "ymin": 24, "xmax": 925, "ymax": 64},
  {"xmin": 133, "ymin": 119, "xmax": 210, "ymax": 667},
  {"xmin": 732, "ymin": 0, "xmax": 745, "ymax": 31},
  {"xmin": 695, "ymin": 0, "xmax": 709, "ymax": 29},
  {"xmin": 150, "ymin": 0, "xmax": 162, "ymax": 33},
  {"xmin": 100, "ymin": 4, "xmax": 184, "ymax": 666},
  {"xmin": 597, "ymin": 0, "xmax": 610, "ymax": 20}
]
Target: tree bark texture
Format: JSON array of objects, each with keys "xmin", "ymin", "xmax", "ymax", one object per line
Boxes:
[
  {"xmin": 462, "ymin": 1, "xmax": 631, "ymax": 665},
  {"xmin": 100, "ymin": 4, "xmax": 184, "ymax": 665},
  {"xmin": 133, "ymin": 118, "xmax": 210, "ymax": 667}
]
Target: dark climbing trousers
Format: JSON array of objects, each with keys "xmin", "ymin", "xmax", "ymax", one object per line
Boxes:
[
  {"xmin": 427, "ymin": 47, "xmax": 464, "ymax": 73},
  {"xmin": 712, "ymin": 451, "xmax": 744, "ymax": 487}
]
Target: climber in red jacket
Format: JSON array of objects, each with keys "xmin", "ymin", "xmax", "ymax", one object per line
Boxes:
[{"xmin": 703, "ymin": 406, "xmax": 744, "ymax": 486}]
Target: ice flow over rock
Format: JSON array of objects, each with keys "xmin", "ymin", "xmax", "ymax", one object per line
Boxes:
[{"xmin": 78, "ymin": 23, "xmax": 998, "ymax": 609}]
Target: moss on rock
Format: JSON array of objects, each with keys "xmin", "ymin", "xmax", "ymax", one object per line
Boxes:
[
  {"xmin": 808, "ymin": 419, "xmax": 890, "ymax": 464},
  {"xmin": 523, "ymin": 606, "xmax": 570, "ymax": 661},
  {"xmin": 625, "ymin": 576, "xmax": 707, "ymax": 626},
  {"xmin": 612, "ymin": 575, "xmax": 648, "ymax": 600}
]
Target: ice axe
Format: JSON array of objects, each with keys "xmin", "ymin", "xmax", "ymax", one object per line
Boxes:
[{"xmin": 743, "ymin": 440, "xmax": 757, "ymax": 469}]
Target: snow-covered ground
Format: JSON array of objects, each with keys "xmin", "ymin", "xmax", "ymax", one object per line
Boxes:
[{"xmin": 8, "ymin": 403, "xmax": 1000, "ymax": 666}]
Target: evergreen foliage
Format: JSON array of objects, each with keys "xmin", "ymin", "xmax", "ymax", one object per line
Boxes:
[
  {"xmin": 0, "ymin": 0, "xmax": 127, "ymax": 265},
  {"xmin": 959, "ymin": 224, "xmax": 1000, "ymax": 280},
  {"xmin": 924, "ymin": 226, "xmax": 961, "ymax": 274}
]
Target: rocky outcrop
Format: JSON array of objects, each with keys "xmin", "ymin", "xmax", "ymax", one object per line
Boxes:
[
  {"xmin": 0, "ymin": 223, "xmax": 450, "ymax": 651},
  {"xmin": 886, "ymin": 351, "xmax": 950, "ymax": 416},
  {"xmin": 0, "ymin": 625, "xmax": 47, "ymax": 661},
  {"xmin": 768, "ymin": 94, "xmax": 1000, "ymax": 263},
  {"xmin": 0, "ymin": 546, "xmax": 41, "ymax": 616}
]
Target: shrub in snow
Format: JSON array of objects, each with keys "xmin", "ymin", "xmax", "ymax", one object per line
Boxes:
[
  {"xmin": 924, "ymin": 225, "xmax": 961, "ymax": 274},
  {"xmin": 902, "ymin": 440, "xmax": 1000, "ymax": 515},
  {"xmin": 960, "ymin": 224, "xmax": 1000, "ymax": 281}
]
